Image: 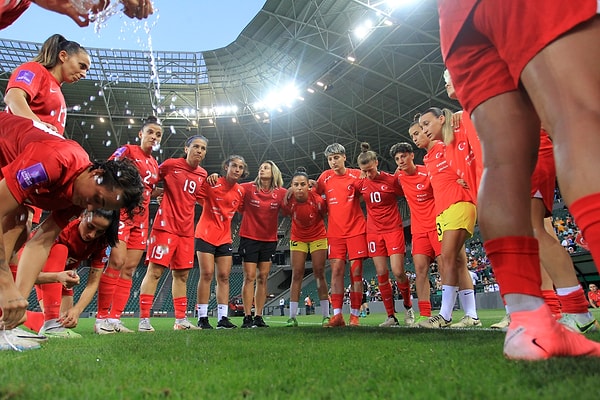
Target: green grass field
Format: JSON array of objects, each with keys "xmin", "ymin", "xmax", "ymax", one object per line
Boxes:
[{"xmin": 2, "ymin": 308, "xmax": 600, "ymax": 399}]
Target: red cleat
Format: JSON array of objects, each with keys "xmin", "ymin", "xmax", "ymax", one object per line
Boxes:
[
  {"xmin": 326, "ymin": 313, "xmax": 346, "ymax": 328},
  {"xmin": 349, "ymin": 314, "xmax": 360, "ymax": 327}
]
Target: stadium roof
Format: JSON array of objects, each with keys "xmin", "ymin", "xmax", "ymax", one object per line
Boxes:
[{"xmin": 0, "ymin": 0, "xmax": 457, "ymax": 180}]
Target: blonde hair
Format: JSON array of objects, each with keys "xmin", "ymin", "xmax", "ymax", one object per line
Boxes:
[{"xmin": 254, "ymin": 160, "xmax": 284, "ymax": 189}]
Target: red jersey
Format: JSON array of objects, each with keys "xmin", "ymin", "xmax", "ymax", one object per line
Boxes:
[
  {"xmin": 316, "ymin": 168, "xmax": 366, "ymax": 239},
  {"xmin": 0, "ymin": 0, "xmax": 30, "ymax": 29},
  {"xmin": 57, "ymin": 218, "xmax": 110, "ymax": 270},
  {"xmin": 238, "ymin": 182, "xmax": 287, "ymax": 242},
  {"xmin": 152, "ymin": 158, "xmax": 207, "ymax": 237},
  {"xmin": 0, "ymin": 113, "xmax": 90, "ymax": 227},
  {"xmin": 281, "ymin": 190, "xmax": 327, "ymax": 242},
  {"xmin": 110, "ymin": 144, "xmax": 159, "ymax": 226},
  {"xmin": 354, "ymin": 171, "xmax": 404, "ymax": 234},
  {"xmin": 423, "ymin": 140, "xmax": 474, "ymax": 215},
  {"xmin": 194, "ymin": 177, "xmax": 245, "ymax": 246},
  {"xmin": 396, "ymin": 165, "xmax": 437, "ymax": 234},
  {"xmin": 6, "ymin": 62, "xmax": 67, "ymax": 134},
  {"xmin": 447, "ymin": 113, "xmax": 481, "ymax": 202},
  {"xmin": 437, "ymin": 0, "xmax": 477, "ymax": 59},
  {"xmin": 589, "ymin": 291, "xmax": 600, "ymax": 306}
]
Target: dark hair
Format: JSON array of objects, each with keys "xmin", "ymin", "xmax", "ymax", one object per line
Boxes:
[
  {"xmin": 185, "ymin": 135, "xmax": 208, "ymax": 147},
  {"xmin": 389, "ymin": 142, "xmax": 415, "ymax": 158},
  {"xmin": 357, "ymin": 142, "xmax": 378, "ymax": 166},
  {"xmin": 292, "ymin": 166, "xmax": 309, "ymax": 180},
  {"xmin": 82, "ymin": 209, "xmax": 119, "ymax": 247},
  {"xmin": 223, "ymin": 155, "xmax": 249, "ymax": 179},
  {"xmin": 142, "ymin": 115, "xmax": 162, "ymax": 129},
  {"xmin": 90, "ymin": 158, "xmax": 144, "ymax": 218},
  {"xmin": 33, "ymin": 34, "xmax": 87, "ymax": 69}
]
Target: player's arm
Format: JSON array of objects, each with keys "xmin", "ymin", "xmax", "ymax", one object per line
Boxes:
[
  {"xmin": 0, "ymin": 179, "xmax": 28, "ymax": 328},
  {"xmin": 61, "ymin": 267, "xmax": 102, "ymax": 328}
]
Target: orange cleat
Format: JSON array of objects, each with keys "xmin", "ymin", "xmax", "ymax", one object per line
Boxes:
[
  {"xmin": 504, "ymin": 304, "xmax": 600, "ymax": 361},
  {"xmin": 326, "ymin": 313, "xmax": 346, "ymax": 328},
  {"xmin": 349, "ymin": 314, "xmax": 360, "ymax": 327}
]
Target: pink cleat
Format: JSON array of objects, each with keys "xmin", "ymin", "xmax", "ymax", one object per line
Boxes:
[{"xmin": 503, "ymin": 304, "xmax": 600, "ymax": 361}]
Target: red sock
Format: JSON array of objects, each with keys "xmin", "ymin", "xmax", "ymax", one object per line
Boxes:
[
  {"xmin": 97, "ymin": 269, "xmax": 120, "ymax": 319},
  {"xmin": 418, "ymin": 300, "xmax": 432, "ymax": 317},
  {"xmin": 570, "ymin": 193, "xmax": 600, "ymax": 263},
  {"xmin": 558, "ymin": 287, "xmax": 590, "ymax": 314},
  {"xmin": 39, "ymin": 244, "xmax": 69, "ymax": 321},
  {"xmin": 108, "ymin": 277, "xmax": 132, "ymax": 319},
  {"xmin": 331, "ymin": 293, "xmax": 344, "ymax": 310},
  {"xmin": 377, "ymin": 273, "xmax": 395, "ymax": 317},
  {"xmin": 484, "ymin": 237, "xmax": 542, "ymax": 298},
  {"xmin": 349, "ymin": 291, "xmax": 362, "ymax": 311},
  {"xmin": 397, "ymin": 280, "xmax": 412, "ymax": 309},
  {"xmin": 139, "ymin": 293, "xmax": 154, "ymax": 319},
  {"xmin": 24, "ymin": 311, "xmax": 45, "ymax": 332},
  {"xmin": 541, "ymin": 289, "xmax": 562, "ymax": 319},
  {"xmin": 173, "ymin": 296, "xmax": 187, "ymax": 320}
]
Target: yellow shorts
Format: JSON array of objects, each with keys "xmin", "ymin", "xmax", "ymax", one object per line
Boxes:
[
  {"xmin": 436, "ymin": 201, "xmax": 476, "ymax": 241},
  {"xmin": 290, "ymin": 238, "xmax": 328, "ymax": 254}
]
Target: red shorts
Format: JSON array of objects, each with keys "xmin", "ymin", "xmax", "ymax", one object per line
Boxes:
[
  {"xmin": 367, "ymin": 230, "xmax": 405, "ymax": 257},
  {"xmin": 118, "ymin": 218, "xmax": 148, "ymax": 250},
  {"xmin": 327, "ymin": 234, "xmax": 368, "ymax": 261},
  {"xmin": 146, "ymin": 230, "xmax": 195, "ymax": 270},
  {"xmin": 444, "ymin": 0, "xmax": 597, "ymax": 114},
  {"xmin": 530, "ymin": 137, "xmax": 556, "ymax": 217},
  {"xmin": 411, "ymin": 230, "xmax": 441, "ymax": 259}
]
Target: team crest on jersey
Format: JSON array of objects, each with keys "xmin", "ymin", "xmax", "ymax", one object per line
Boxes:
[
  {"xmin": 15, "ymin": 69, "xmax": 34, "ymax": 85},
  {"xmin": 17, "ymin": 163, "xmax": 49, "ymax": 190}
]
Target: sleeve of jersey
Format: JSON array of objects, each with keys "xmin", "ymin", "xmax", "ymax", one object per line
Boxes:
[
  {"xmin": 1, "ymin": 144, "xmax": 64, "ymax": 205},
  {"xmin": 6, "ymin": 62, "xmax": 41, "ymax": 97},
  {"xmin": 89, "ymin": 246, "xmax": 110, "ymax": 269},
  {"xmin": 110, "ymin": 146, "xmax": 130, "ymax": 161}
]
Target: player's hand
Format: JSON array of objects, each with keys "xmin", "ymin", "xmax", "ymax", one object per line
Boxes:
[
  {"xmin": 58, "ymin": 270, "xmax": 80, "ymax": 289},
  {"xmin": 0, "ymin": 285, "xmax": 28, "ymax": 330},
  {"xmin": 456, "ymin": 178, "xmax": 469, "ymax": 189},
  {"xmin": 207, "ymin": 173, "xmax": 219, "ymax": 186},
  {"xmin": 120, "ymin": 0, "xmax": 154, "ymax": 20},
  {"xmin": 451, "ymin": 110, "xmax": 463, "ymax": 128},
  {"xmin": 31, "ymin": 0, "xmax": 91, "ymax": 27},
  {"xmin": 58, "ymin": 310, "xmax": 80, "ymax": 328}
]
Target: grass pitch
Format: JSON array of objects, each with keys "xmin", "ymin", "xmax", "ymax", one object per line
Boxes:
[{"xmin": 2, "ymin": 309, "xmax": 600, "ymax": 399}]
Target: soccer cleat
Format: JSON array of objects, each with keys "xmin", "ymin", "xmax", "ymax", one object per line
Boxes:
[
  {"xmin": 504, "ymin": 305, "xmax": 600, "ymax": 360},
  {"xmin": 241, "ymin": 315, "xmax": 255, "ymax": 329},
  {"xmin": 417, "ymin": 314, "xmax": 452, "ymax": 329},
  {"xmin": 321, "ymin": 317, "xmax": 331, "ymax": 327},
  {"xmin": 349, "ymin": 314, "xmax": 360, "ymax": 327},
  {"xmin": 39, "ymin": 326, "xmax": 82, "ymax": 339},
  {"xmin": 326, "ymin": 313, "xmax": 346, "ymax": 328},
  {"xmin": 112, "ymin": 320, "xmax": 134, "ymax": 333},
  {"xmin": 173, "ymin": 318, "xmax": 200, "ymax": 331},
  {"xmin": 197, "ymin": 317, "xmax": 213, "ymax": 330},
  {"xmin": 12, "ymin": 327, "xmax": 47, "ymax": 342},
  {"xmin": 379, "ymin": 315, "xmax": 400, "ymax": 327},
  {"xmin": 253, "ymin": 316, "xmax": 269, "ymax": 328},
  {"xmin": 450, "ymin": 315, "xmax": 482, "ymax": 328},
  {"xmin": 216, "ymin": 317, "xmax": 237, "ymax": 329},
  {"xmin": 490, "ymin": 314, "xmax": 511, "ymax": 331},
  {"xmin": 286, "ymin": 317, "xmax": 299, "ymax": 327},
  {"xmin": 0, "ymin": 330, "xmax": 41, "ymax": 351},
  {"xmin": 94, "ymin": 319, "xmax": 115, "ymax": 335},
  {"xmin": 404, "ymin": 307, "xmax": 415, "ymax": 325},
  {"xmin": 558, "ymin": 312, "xmax": 599, "ymax": 334},
  {"xmin": 412, "ymin": 315, "xmax": 430, "ymax": 326},
  {"xmin": 138, "ymin": 318, "xmax": 155, "ymax": 332}
]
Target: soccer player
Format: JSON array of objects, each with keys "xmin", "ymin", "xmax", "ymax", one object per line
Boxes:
[
  {"xmin": 3, "ymin": 34, "xmax": 91, "ymax": 283},
  {"xmin": 416, "ymin": 109, "xmax": 480, "ymax": 328},
  {"xmin": 438, "ymin": 0, "xmax": 600, "ymax": 359},
  {"xmin": 95, "ymin": 116, "xmax": 163, "ymax": 334},
  {"xmin": 137, "ymin": 136, "xmax": 208, "ymax": 332},
  {"xmin": 315, "ymin": 143, "xmax": 367, "ymax": 327},
  {"xmin": 281, "ymin": 167, "xmax": 330, "ymax": 327},
  {"xmin": 390, "ymin": 137, "xmax": 441, "ymax": 324},
  {"xmin": 237, "ymin": 160, "xmax": 287, "ymax": 329},
  {"xmin": 354, "ymin": 143, "xmax": 414, "ymax": 327},
  {"xmin": 195, "ymin": 155, "xmax": 247, "ymax": 329},
  {"xmin": 0, "ymin": 112, "xmax": 142, "ymax": 348},
  {"xmin": 20, "ymin": 209, "xmax": 118, "ymax": 338}
]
